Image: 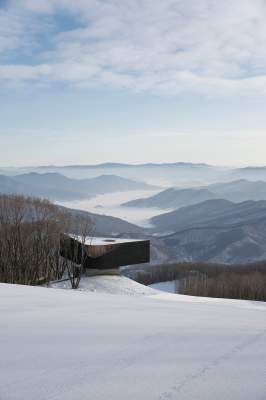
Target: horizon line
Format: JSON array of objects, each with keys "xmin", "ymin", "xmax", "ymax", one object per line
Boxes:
[{"xmin": 1, "ymin": 161, "xmax": 266, "ymax": 169}]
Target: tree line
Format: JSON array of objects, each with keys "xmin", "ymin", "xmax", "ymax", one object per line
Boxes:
[
  {"xmin": 0, "ymin": 194, "xmax": 92, "ymax": 288},
  {"xmin": 2, "ymin": 193, "xmax": 266, "ymax": 300},
  {"xmin": 123, "ymin": 261, "xmax": 266, "ymax": 301}
]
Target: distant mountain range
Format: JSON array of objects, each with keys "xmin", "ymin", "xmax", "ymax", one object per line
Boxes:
[
  {"xmin": 82, "ymin": 197, "xmax": 266, "ymax": 264},
  {"xmin": 64, "ymin": 206, "xmax": 143, "ymax": 236},
  {"xmin": 122, "ymin": 187, "xmax": 217, "ymax": 209},
  {"xmin": 161, "ymin": 220, "xmax": 266, "ymax": 264},
  {"xmin": 3, "ymin": 163, "xmax": 266, "ymax": 186},
  {"xmin": 0, "ymin": 173, "xmax": 157, "ymax": 201},
  {"xmin": 151, "ymin": 199, "xmax": 266, "ymax": 232},
  {"xmin": 122, "ymin": 179, "xmax": 266, "ymax": 209},
  {"xmin": 228, "ymin": 166, "xmax": 266, "ymax": 181},
  {"xmin": 2, "ymin": 162, "xmax": 266, "ymax": 265},
  {"xmin": 36, "ymin": 162, "xmax": 212, "ymax": 169},
  {"xmin": 149, "ymin": 199, "xmax": 266, "ymax": 264},
  {"xmin": 207, "ymin": 179, "xmax": 266, "ymax": 202},
  {"xmin": 0, "ymin": 162, "xmax": 226, "ymax": 185}
]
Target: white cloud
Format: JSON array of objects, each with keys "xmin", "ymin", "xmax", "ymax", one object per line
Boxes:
[{"xmin": 1, "ymin": 0, "xmax": 266, "ymax": 95}]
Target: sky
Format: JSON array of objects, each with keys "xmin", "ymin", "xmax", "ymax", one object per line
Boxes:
[{"xmin": 1, "ymin": 0, "xmax": 266, "ymax": 167}]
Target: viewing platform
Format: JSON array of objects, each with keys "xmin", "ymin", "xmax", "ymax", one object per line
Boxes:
[{"xmin": 60, "ymin": 235, "xmax": 150, "ymax": 275}]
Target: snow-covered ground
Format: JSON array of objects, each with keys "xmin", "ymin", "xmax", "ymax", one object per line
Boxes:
[
  {"xmin": 1, "ymin": 279, "xmax": 266, "ymax": 400},
  {"xmin": 51, "ymin": 275, "xmax": 157, "ymax": 296},
  {"xmin": 149, "ymin": 280, "xmax": 179, "ymax": 294}
]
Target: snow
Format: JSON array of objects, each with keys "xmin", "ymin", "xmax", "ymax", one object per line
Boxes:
[
  {"xmin": 67, "ymin": 235, "xmax": 147, "ymax": 246},
  {"xmin": 1, "ymin": 280, "xmax": 266, "ymax": 400},
  {"xmin": 51, "ymin": 275, "xmax": 157, "ymax": 296},
  {"xmin": 149, "ymin": 280, "xmax": 178, "ymax": 294}
]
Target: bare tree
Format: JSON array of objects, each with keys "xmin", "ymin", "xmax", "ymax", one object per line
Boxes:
[
  {"xmin": 63, "ymin": 214, "xmax": 95, "ymax": 289},
  {"xmin": 0, "ymin": 194, "xmax": 71, "ymax": 285},
  {"xmin": 124, "ymin": 260, "xmax": 266, "ymax": 301}
]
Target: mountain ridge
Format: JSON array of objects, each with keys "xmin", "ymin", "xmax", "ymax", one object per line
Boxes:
[
  {"xmin": 151, "ymin": 199, "xmax": 266, "ymax": 233},
  {"xmin": 0, "ymin": 172, "xmax": 157, "ymax": 201},
  {"xmin": 122, "ymin": 179, "xmax": 266, "ymax": 209}
]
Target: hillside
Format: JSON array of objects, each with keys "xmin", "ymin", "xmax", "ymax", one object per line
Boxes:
[
  {"xmin": 150, "ymin": 199, "xmax": 266, "ymax": 263},
  {"xmin": 122, "ymin": 187, "xmax": 217, "ymax": 209},
  {"xmin": 0, "ymin": 173, "xmax": 157, "ymax": 201},
  {"xmin": 122, "ymin": 179, "xmax": 266, "ymax": 210},
  {"xmin": 82, "ymin": 174, "xmax": 158, "ymax": 193},
  {"xmin": 1, "ymin": 282, "xmax": 266, "ymax": 400},
  {"xmin": 64, "ymin": 206, "xmax": 145, "ymax": 236},
  {"xmin": 161, "ymin": 220, "xmax": 266, "ymax": 263},
  {"xmin": 207, "ymin": 179, "xmax": 266, "ymax": 202},
  {"xmin": 151, "ymin": 199, "xmax": 266, "ymax": 232},
  {"xmin": 228, "ymin": 166, "xmax": 266, "ymax": 181}
]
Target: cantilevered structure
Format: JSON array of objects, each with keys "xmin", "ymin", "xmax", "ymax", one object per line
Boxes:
[{"xmin": 60, "ymin": 234, "xmax": 150, "ymax": 270}]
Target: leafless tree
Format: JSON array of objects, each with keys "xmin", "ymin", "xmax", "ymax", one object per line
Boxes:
[
  {"xmin": 0, "ymin": 194, "xmax": 93, "ymax": 287},
  {"xmin": 124, "ymin": 260, "xmax": 266, "ymax": 301},
  {"xmin": 63, "ymin": 214, "xmax": 95, "ymax": 289}
]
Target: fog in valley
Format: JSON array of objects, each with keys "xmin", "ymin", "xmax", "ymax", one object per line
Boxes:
[
  {"xmin": 57, "ymin": 189, "xmax": 171, "ymax": 227},
  {"xmin": 2, "ymin": 2, "xmax": 266, "ymax": 399}
]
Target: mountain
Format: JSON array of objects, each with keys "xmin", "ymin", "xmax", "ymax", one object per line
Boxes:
[
  {"xmin": 79, "ymin": 174, "xmax": 158, "ymax": 193},
  {"xmin": 64, "ymin": 206, "xmax": 144, "ymax": 236},
  {"xmin": 0, "ymin": 173, "xmax": 157, "ymax": 201},
  {"xmin": 228, "ymin": 166, "xmax": 266, "ymax": 181},
  {"xmin": 37, "ymin": 162, "xmax": 213, "ymax": 169},
  {"xmin": 76, "ymin": 198, "xmax": 266, "ymax": 264},
  {"xmin": 207, "ymin": 179, "xmax": 266, "ymax": 202},
  {"xmin": 122, "ymin": 187, "xmax": 217, "ymax": 209},
  {"xmin": 150, "ymin": 199, "xmax": 266, "ymax": 263},
  {"xmin": 5, "ymin": 163, "xmax": 266, "ymax": 187},
  {"xmin": 0, "ymin": 174, "xmax": 29, "ymax": 193},
  {"xmin": 151, "ymin": 199, "xmax": 266, "ymax": 233},
  {"xmin": 123, "ymin": 179, "xmax": 266, "ymax": 210},
  {"xmin": 12, "ymin": 162, "xmax": 227, "ymax": 186},
  {"xmin": 0, "ymin": 173, "xmax": 89, "ymax": 201},
  {"xmin": 161, "ymin": 219, "xmax": 266, "ymax": 264}
]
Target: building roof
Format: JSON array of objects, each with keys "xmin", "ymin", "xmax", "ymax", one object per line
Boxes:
[{"xmin": 68, "ymin": 235, "xmax": 148, "ymax": 246}]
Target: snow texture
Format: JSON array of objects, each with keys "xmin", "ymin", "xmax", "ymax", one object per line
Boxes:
[
  {"xmin": 149, "ymin": 280, "xmax": 178, "ymax": 294},
  {"xmin": 51, "ymin": 275, "xmax": 157, "ymax": 296},
  {"xmin": 1, "ymin": 280, "xmax": 266, "ymax": 400},
  {"xmin": 68, "ymin": 235, "xmax": 146, "ymax": 245}
]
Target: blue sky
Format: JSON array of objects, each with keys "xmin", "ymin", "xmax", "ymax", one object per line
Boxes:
[{"xmin": 1, "ymin": 0, "xmax": 266, "ymax": 167}]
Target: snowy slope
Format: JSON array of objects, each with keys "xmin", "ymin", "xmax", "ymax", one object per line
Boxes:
[
  {"xmin": 149, "ymin": 280, "xmax": 178, "ymax": 294},
  {"xmin": 51, "ymin": 275, "xmax": 157, "ymax": 296},
  {"xmin": 1, "ymin": 282, "xmax": 266, "ymax": 400}
]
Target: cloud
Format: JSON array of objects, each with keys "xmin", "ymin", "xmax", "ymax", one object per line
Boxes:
[{"xmin": 1, "ymin": 0, "xmax": 266, "ymax": 95}]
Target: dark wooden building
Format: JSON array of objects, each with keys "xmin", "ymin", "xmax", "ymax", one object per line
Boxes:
[{"xmin": 60, "ymin": 234, "xmax": 150, "ymax": 270}]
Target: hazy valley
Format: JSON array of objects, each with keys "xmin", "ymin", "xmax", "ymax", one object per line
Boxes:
[
  {"xmin": 2, "ymin": 162, "xmax": 266, "ymax": 265},
  {"xmin": 2, "ymin": 3, "xmax": 266, "ymax": 399}
]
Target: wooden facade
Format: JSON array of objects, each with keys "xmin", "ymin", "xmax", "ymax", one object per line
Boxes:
[{"xmin": 60, "ymin": 234, "xmax": 150, "ymax": 269}]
